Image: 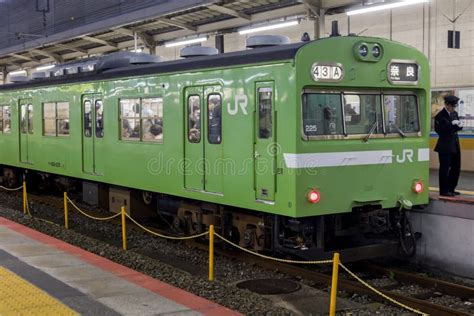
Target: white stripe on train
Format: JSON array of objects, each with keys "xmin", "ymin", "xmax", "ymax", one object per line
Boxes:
[{"xmin": 283, "ymin": 148, "xmax": 430, "ymax": 168}]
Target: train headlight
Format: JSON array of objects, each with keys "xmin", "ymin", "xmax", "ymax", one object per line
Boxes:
[
  {"xmin": 372, "ymin": 45, "xmax": 381, "ymax": 58},
  {"xmin": 412, "ymin": 181, "xmax": 424, "ymax": 194},
  {"xmin": 307, "ymin": 189, "xmax": 321, "ymax": 204},
  {"xmin": 359, "ymin": 44, "xmax": 368, "ymax": 57}
]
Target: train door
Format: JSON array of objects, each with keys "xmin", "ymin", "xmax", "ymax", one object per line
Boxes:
[
  {"xmin": 184, "ymin": 86, "xmax": 223, "ymax": 193},
  {"xmin": 254, "ymin": 82, "xmax": 275, "ymax": 201},
  {"xmin": 19, "ymin": 99, "xmax": 33, "ymax": 164},
  {"xmin": 82, "ymin": 94, "xmax": 104, "ymax": 175}
]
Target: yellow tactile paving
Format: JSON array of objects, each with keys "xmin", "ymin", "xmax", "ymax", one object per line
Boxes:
[
  {"xmin": 429, "ymin": 186, "xmax": 474, "ymax": 196},
  {"xmin": 0, "ymin": 266, "xmax": 78, "ymax": 316}
]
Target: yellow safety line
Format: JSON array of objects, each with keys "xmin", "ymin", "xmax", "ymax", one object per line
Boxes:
[
  {"xmin": 66, "ymin": 196, "xmax": 121, "ymax": 221},
  {"xmin": 429, "ymin": 186, "xmax": 474, "ymax": 196},
  {"xmin": 215, "ymin": 232, "xmax": 333, "ymax": 265},
  {"xmin": 0, "ymin": 267, "xmax": 78, "ymax": 315},
  {"xmin": 125, "ymin": 213, "xmax": 209, "ymax": 240},
  {"xmin": 0, "ymin": 185, "xmax": 23, "ymax": 191},
  {"xmin": 338, "ymin": 263, "xmax": 428, "ymax": 316}
]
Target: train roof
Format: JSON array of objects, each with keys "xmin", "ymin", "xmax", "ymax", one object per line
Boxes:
[{"xmin": 0, "ymin": 42, "xmax": 307, "ymax": 92}]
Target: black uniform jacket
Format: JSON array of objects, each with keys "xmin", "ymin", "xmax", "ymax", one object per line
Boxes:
[{"xmin": 434, "ymin": 108, "xmax": 463, "ymax": 154}]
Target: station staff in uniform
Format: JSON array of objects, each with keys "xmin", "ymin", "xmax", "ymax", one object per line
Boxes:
[{"xmin": 434, "ymin": 95, "xmax": 463, "ymax": 197}]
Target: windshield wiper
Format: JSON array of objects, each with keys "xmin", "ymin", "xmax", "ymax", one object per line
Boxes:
[
  {"xmin": 363, "ymin": 121, "xmax": 378, "ymax": 143},
  {"xmin": 394, "ymin": 127, "xmax": 406, "ymax": 138}
]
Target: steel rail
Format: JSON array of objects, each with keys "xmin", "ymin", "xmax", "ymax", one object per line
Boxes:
[{"xmin": 365, "ymin": 264, "xmax": 474, "ymax": 300}]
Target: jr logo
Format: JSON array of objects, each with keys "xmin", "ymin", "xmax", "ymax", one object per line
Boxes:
[
  {"xmin": 227, "ymin": 94, "xmax": 248, "ymax": 115},
  {"xmin": 396, "ymin": 149, "xmax": 414, "ymax": 163}
]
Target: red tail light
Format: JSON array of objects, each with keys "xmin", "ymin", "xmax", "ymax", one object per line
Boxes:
[
  {"xmin": 413, "ymin": 181, "xmax": 423, "ymax": 194},
  {"xmin": 307, "ymin": 189, "xmax": 321, "ymax": 204}
]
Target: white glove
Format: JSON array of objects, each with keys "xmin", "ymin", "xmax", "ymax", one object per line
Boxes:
[
  {"xmin": 457, "ymin": 121, "xmax": 464, "ymax": 128},
  {"xmin": 451, "ymin": 120, "xmax": 460, "ymax": 126}
]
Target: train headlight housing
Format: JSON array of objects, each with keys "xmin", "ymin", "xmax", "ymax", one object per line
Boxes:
[
  {"xmin": 307, "ymin": 189, "xmax": 321, "ymax": 204},
  {"xmin": 354, "ymin": 42, "xmax": 383, "ymax": 62},
  {"xmin": 412, "ymin": 180, "xmax": 424, "ymax": 194}
]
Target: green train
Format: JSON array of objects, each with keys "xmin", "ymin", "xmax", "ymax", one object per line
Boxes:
[{"xmin": 0, "ymin": 33, "xmax": 430, "ymax": 260}]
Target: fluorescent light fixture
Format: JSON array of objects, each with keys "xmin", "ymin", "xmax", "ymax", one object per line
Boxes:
[
  {"xmin": 35, "ymin": 64, "xmax": 55, "ymax": 71},
  {"xmin": 347, "ymin": 0, "xmax": 428, "ymax": 16},
  {"xmin": 239, "ymin": 20, "xmax": 299, "ymax": 35},
  {"xmin": 8, "ymin": 70, "xmax": 27, "ymax": 76},
  {"xmin": 165, "ymin": 37, "xmax": 207, "ymax": 48},
  {"xmin": 131, "ymin": 48, "xmax": 143, "ymax": 53}
]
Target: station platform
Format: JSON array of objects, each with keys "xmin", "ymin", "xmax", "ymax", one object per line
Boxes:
[
  {"xmin": 0, "ymin": 217, "xmax": 238, "ymax": 316},
  {"xmin": 429, "ymin": 170, "xmax": 474, "ymax": 197}
]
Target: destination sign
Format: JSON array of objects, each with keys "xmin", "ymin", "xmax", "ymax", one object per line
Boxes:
[
  {"xmin": 388, "ymin": 61, "xmax": 419, "ymax": 84},
  {"xmin": 311, "ymin": 63, "xmax": 344, "ymax": 82}
]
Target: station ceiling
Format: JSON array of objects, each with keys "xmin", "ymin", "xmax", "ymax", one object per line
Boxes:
[{"xmin": 0, "ymin": 0, "xmax": 361, "ymax": 72}]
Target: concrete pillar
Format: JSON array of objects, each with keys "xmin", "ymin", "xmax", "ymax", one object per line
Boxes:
[{"xmin": 314, "ymin": 8, "xmax": 326, "ymax": 39}]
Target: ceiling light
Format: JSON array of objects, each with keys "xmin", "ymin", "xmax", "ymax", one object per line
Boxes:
[
  {"xmin": 8, "ymin": 70, "xmax": 27, "ymax": 76},
  {"xmin": 35, "ymin": 64, "xmax": 55, "ymax": 71},
  {"xmin": 165, "ymin": 37, "xmax": 207, "ymax": 48},
  {"xmin": 347, "ymin": 0, "xmax": 429, "ymax": 16},
  {"xmin": 239, "ymin": 20, "xmax": 299, "ymax": 35}
]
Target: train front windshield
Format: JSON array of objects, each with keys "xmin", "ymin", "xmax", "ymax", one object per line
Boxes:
[{"xmin": 302, "ymin": 91, "xmax": 420, "ymax": 139}]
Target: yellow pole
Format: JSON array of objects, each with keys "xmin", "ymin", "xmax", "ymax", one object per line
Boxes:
[
  {"xmin": 209, "ymin": 225, "xmax": 214, "ymax": 281},
  {"xmin": 121, "ymin": 206, "xmax": 127, "ymax": 250},
  {"xmin": 63, "ymin": 192, "xmax": 69, "ymax": 229},
  {"xmin": 329, "ymin": 252, "xmax": 340, "ymax": 316},
  {"xmin": 22, "ymin": 181, "xmax": 26, "ymax": 215}
]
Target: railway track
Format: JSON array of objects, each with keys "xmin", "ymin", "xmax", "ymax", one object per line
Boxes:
[{"xmin": 7, "ymin": 191, "xmax": 474, "ymax": 315}]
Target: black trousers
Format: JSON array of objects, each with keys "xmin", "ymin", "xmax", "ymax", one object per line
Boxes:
[{"xmin": 438, "ymin": 152, "xmax": 461, "ymax": 194}]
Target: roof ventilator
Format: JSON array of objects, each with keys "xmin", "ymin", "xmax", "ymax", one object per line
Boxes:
[
  {"xmin": 96, "ymin": 51, "xmax": 161, "ymax": 72},
  {"xmin": 31, "ymin": 72, "xmax": 47, "ymax": 80},
  {"xmin": 246, "ymin": 35, "xmax": 290, "ymax": 49},
  {"xmin": 180, "ymin": 46, "xmax": 218, "ymax": 58},
  {"xmin": 9, "ymin": 75, "xmax": 29, "ymax": 83}
]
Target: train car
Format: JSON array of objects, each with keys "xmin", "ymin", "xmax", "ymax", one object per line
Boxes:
[{"xmin": 0, "ymin": 33, "xmax": 430, "ymax": 260}]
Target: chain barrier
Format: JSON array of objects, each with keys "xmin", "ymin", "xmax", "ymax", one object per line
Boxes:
[
  {"xmin": 214, "ymin": 232, "xmax": 333, "ymax": 265},
  {"xmin": 2, "ymin": 184, "xmax": 426, "ymax": 315},
  {"xmin": 0, "ymin": 185, "xmax": 24, "ymax": 191},
  {"xmin": 125, "ymin": 213, "xmax": 209, "ymax": 240},
  {"xmin": 66, "ymin": 196, "xmax": 121, "ymax": 221},
  {"xmin": 338, "ymin": 262, "xmax": 428, "ymax": 316}
]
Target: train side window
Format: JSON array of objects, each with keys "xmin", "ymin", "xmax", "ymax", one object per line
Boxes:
[
  {"xmin": 142, "ymin": 97, "xmax": 163, "ymax": 142},
  {"xmin": 84, "ymin": 100, "xmax": 92, "ymax": 137},
  {"xmin": 120, "ymin": 98, "xmax": 140, "ymax": 141},
  {"xmin": 27, "ymin": 104, "xmax": 33, "ymax": 134},
  {"xmin": 0, "ymin": 106, "xmax": 8, "ymax": 134},
  {"xmin": 258, "ymin": 88, "xmax": 273, "ymax": 139},
  {"xmin": 57, "ymin": 102, "xmax": 70, "ymax": 136},
  {"xmin": 20, "ymin": 104, "xmax": 26, "ymax": 134},
  {"xmin": 188, "ymin": 95, "xmax": 201, "ymax": 143},
  {"xmin": 95, "ymin": 100, "xmax": 104, "ymax": 138},
  {"xmin": 43, "ymin": 102, "xmax": 56, "ymax": 136},
  {"xmin": 207, "ymin": 94, "xmax": 221, "ymax": 144}
]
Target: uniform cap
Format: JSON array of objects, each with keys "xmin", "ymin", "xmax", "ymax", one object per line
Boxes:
[{"xmin": 444, "ymin": 95, "xmax": 460, "ymax": 105}]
